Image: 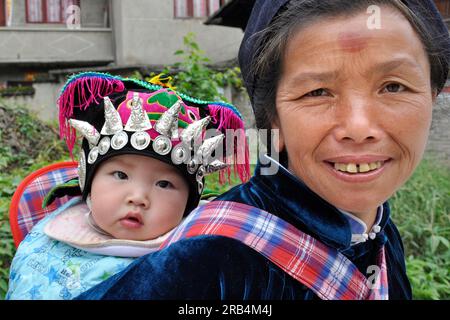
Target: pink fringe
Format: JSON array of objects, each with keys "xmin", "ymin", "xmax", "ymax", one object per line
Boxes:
[
  {"xmin": 58, "ymin": 76, "xmax": 125, "ymax": 156},
  {"xmin": 208, "ymin": 104, "xmax": 251, "ymax": 184}
]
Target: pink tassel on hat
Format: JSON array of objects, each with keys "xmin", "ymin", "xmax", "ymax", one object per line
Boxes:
[
  {"xmin": 208, "ymin": 104, "xmax": 251, "ymax": 184},
  {"xmin": 57, "ymin": 73, "xmax": 125, "ymax": 156}
]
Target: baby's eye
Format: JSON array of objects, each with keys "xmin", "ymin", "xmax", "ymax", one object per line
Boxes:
[
  {"xmin": 156, "ymin": 180, "xmax": 173, "ymax": 189},
  {"xmin": 383, "ymin": 83, "xmax": 406, "ymax": 93},
  {"xmin": 113, "ymin": 171, "xmax": 128, "ymax": 180}
]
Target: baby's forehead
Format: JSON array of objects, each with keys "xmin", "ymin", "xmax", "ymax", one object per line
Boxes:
[{"xmin": 104, "ymin": 154, "xmax": 180, "ymax": 175}]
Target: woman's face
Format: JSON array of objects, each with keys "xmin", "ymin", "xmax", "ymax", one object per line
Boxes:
[{"xmin": 274, "ymin": 6, "xmax": 434, "ymax": 220}]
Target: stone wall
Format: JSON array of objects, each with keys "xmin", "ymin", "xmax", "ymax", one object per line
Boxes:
[
  {"xmin": 111, "ymin": 0, "xmax": 244, "ymax": 66},
  {"xmin": 428, "ymin": 93, "xmax": 450, "ymax": 163}
]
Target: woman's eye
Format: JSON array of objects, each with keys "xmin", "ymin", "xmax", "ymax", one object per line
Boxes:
[
  {"xmin": 383, "ymin": 83, "xmax": 406, "ymax": 93},
  {"xmin": 113, "ymin": 171, "xmax": 128, "ymax": 180},
  {"xmin": 304, "ymin": 88, "xmax": 328, "ymax": 97},
  {"xmin": 156, "ymin": 180, "xmax": 173, "ymax": 189}
]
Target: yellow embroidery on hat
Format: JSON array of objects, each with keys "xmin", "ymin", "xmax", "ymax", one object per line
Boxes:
[{"xmin": 148, "ymin": 73, "xmax": 177, "ymax": 90}]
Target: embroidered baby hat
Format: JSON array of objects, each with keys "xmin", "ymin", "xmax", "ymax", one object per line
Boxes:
[{"xmin": 58, "ymin": 72, "xmax": 250, "ymax": 215}]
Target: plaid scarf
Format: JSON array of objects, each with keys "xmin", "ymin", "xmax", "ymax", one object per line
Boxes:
[{"xmin": 161, "ymin": 201, "xmax": 389, "ymax": 300}]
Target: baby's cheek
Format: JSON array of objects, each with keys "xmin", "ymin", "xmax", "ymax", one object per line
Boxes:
[{"xmin": 91, "ymin": 196, "xmax": 113, "ymax": 222}]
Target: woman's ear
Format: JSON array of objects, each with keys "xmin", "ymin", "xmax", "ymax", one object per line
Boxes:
[{"xmin": 271, "ymin": 116, "xmax": 285, "ymax": 153}]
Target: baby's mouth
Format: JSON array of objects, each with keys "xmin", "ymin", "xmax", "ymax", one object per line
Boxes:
[
  {"xmin": 125, "ymin": 216, "xmax": 141, "ymax": 223},
  {"xmin": 121, "ymin": 212, "xmax": 143, "ymax": 225}
]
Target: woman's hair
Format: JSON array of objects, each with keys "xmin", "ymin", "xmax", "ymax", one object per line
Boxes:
[{"xmin": 251, "ymin": 0, "xmax": 450, "ymax": 131}]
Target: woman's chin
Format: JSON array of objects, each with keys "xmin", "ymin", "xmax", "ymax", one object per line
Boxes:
[
  {"xmin": 322, "ymin": 185, "xmax": 390, "ymax": 214},
  {"xmin": 312, "ymin": 179, "xmax": 390, "ymax": 216}
]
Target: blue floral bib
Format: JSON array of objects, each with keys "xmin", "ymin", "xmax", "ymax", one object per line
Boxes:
[{"xmin": 6, "ymin": 198, "xmax": 135, "ymax": 300}]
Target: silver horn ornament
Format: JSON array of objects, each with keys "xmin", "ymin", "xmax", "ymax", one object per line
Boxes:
[
  {"xmin": 68, "ymin": 119, "xmax": 100, "ymax": 147},
  {"xmin": 124, "ymin": 92, "xmax": 152, "ymax": 132},
  {"xmin": 204, "ymin": 160, "xmax": 228, "ymax": 175},
  {"xmin": 155, "ymin": 100, "xmax": 182, "ymax": 138},
  {"xmin": 180, "ymin": 116, "xmax": 211, "ymax": 148},
  {"xmin": 101, "ymin": 96, "xmax": 124, "ymax": 135},
  {"xmin": 197, "ymin": 134, "xmax": 225, "ymax": 163}
]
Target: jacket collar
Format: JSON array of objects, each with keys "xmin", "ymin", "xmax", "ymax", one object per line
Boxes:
[{"xmin": 253, "ymin": 155, "xmax": 390, "ymax": 251}]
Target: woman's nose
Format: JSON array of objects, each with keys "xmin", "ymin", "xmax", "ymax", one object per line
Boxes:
[{"xmin": 333, "ymin": 95, "xmax": 384, "ymax": 144}]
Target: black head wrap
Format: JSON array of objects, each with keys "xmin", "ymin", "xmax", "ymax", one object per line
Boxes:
[{"xmin": 238, "ymin": 0, "xmax": 450, "ymax": 106}]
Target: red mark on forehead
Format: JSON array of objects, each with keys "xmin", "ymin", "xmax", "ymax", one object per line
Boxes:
[{"xmin": 337, "ymin": 32, "xmax": 369, "ymax": 53}]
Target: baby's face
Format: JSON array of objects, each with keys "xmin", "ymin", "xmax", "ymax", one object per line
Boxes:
[{"xmin": 90, "ymin": 154, "xmax": 189, "ymax": 240}]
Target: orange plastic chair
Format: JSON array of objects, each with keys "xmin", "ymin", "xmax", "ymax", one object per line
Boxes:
[{"xmin": 9, "ymin": 161, "xmax": 78, "ymax": 248}]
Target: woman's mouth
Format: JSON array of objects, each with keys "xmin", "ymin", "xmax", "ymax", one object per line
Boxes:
[
  {"xmin": 333, "ymin": 161, "xmax": 384, "ymax": 174},
  {"xmin": 324, "ymin": 158, "xmax": 392, "ymax": 183}
]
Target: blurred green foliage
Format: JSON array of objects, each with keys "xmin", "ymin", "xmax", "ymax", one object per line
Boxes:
[
  {"xmin": 0, "ymin": 99, "xmax": 70, "ymax": 298},
  {"xmin": 135, "ymin": 32, "xmax": 244, "ymax": 103},
  {"xmin": 390, "ymin": 159, "xmax": 450, "ymax": 299}
]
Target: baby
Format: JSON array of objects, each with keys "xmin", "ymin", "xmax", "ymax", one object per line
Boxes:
[
  {"xmin": 6, "ymin": 72, "xmax": 249, "ymax": 299},
  {"xmin": 40, "ymin": 153, "xmax": 192, "ymax": 258},
  {"xmin": 88, "ymin": 154, "xmax": 189, "ymax": 241}
]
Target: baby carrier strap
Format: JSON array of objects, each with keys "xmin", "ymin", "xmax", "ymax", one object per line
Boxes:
[
  {"xmin": 9, "ymin": 161, "xmax": 79, "ymax": 247},
  {"xmin": 161, "ymin": 200, "xmax": 389, "ymax": 300}
]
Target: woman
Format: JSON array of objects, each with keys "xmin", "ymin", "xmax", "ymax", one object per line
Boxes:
[{"xmin": 77, "ymin": 0, "xmax": 450, "ymax": 300}]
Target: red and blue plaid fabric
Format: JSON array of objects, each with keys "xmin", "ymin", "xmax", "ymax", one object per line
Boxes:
[
  {"xmin": 10, "ymin": 162, "xmax": 78, "ymax": 247},
  {"xmin": 161, "ymin": 201, "xmax": 389, "ymax": 300}
]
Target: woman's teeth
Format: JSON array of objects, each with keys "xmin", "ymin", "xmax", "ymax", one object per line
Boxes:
[{"xmin": 334, "ymin": 161, "xmax": 383, "ymax": 173}]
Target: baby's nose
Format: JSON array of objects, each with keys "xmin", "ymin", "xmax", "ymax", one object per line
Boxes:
[{"xmin": 126, "ymin": 190, "xmax": 150, "ymax": 209}]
